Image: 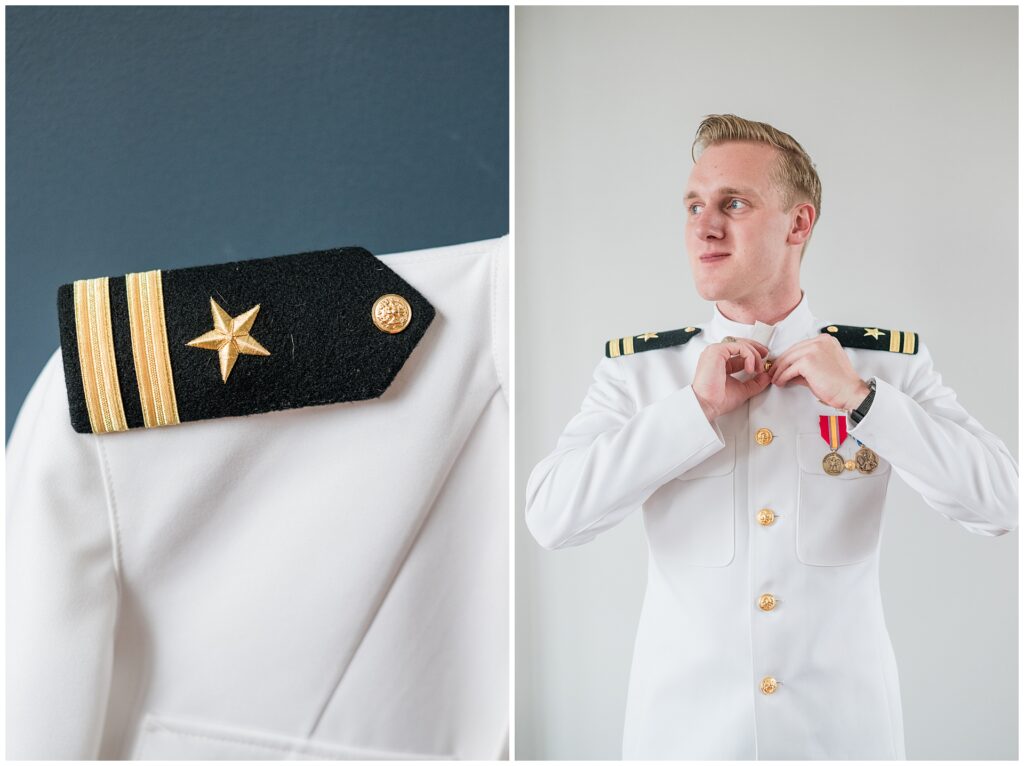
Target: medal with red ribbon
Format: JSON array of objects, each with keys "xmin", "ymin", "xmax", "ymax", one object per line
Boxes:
[{"xmin": 819, "ymin": 415, "xmax": 848, "ymax": 475}]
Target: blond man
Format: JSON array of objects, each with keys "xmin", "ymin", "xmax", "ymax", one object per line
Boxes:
[{"xmin": 525, "ymin": 114, "xmax": 1017, "ymax": 760}]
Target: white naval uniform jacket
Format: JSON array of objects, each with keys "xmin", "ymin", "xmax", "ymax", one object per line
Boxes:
[
  {"xmin": 7, "ymin": 236, "xmax": 509, "ymax": 760},
  {"xmin": 524, "ymin": 290, "xmax": 1018, "ymax": 760}
]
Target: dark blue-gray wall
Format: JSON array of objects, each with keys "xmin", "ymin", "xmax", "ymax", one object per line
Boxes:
[{"xmin": 6, "ymin": 6, "xmax": 508, "ymax": 439}]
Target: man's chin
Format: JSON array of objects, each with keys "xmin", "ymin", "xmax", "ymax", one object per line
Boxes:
[{"xmin": 694, "ymin": 281, "xmax": 731, "ymax": 302}]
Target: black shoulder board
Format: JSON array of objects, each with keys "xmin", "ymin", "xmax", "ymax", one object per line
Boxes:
[
  {"xmin": 606, "ymin": 327, "xmax": 702, "ymax": 358},
  {"xmin": 820, "ymin": 324, "xmax": 919, "ymax": 354},
  {"xmin": 57, "ymin": 246, "xmax": 435, "ymax": 434}
]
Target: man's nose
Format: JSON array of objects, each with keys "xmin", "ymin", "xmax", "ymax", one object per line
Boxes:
[{"xmin": 693, "ymin": 210, "xmax": 725, "ymax": 240}]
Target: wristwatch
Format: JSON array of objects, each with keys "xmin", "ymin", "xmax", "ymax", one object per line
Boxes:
[{"xmin": 849, "ymin": 377, "xmax": 876, "ymax": 424}]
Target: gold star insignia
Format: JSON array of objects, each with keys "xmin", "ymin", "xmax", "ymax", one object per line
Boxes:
[
  {"xmin": 186, "ymin": 298, "xmax": 271, "ymax": 383},
  {"xmin": 637, "ymin": 332, "xmax": 659, "ymax": 341},
  {"xmin": 863, "ymin": 327, "xmax": 886, "ymax": 340}
]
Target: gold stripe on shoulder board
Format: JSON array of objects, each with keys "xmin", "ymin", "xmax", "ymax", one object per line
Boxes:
[
  {"xmin": 73, "ymin": 277, "xmax": 128, "ymax": 433},
  {"xmin": 902, "ymin": 331, "xmax": 916, "ymax": 354},
  {"xmin": 126, "ymin": 270, "xmax": 181, "ymax": 428},
  {"xmin": 622, "ymin": 335, "xmax": 635, "ymax": 355},
  {"xmin": 608, "ymin": 338, "xmax": 621, "ymax": 357},
  {"xmin": 889, "ymin": 330, "xmax": 901, "ymax": 353}
]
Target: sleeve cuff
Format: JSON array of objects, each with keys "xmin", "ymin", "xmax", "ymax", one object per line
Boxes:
[
  {"xmin": 655, "ymin": 384, "xmax": 727, "ymax": 478},
  {"xmin": 847, "ymin": 376, "xmax": 890, "ymax": 442}
]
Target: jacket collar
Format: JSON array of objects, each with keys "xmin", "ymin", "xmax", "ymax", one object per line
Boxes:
[{"xmin": 705, "ymin": 289, "xmax": 817, "ymax": 353}]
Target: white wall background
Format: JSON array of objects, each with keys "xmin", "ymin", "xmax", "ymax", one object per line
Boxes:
[{"xmin": 515, "ymin": 6, "xmax": 1018, "ymax": 760}]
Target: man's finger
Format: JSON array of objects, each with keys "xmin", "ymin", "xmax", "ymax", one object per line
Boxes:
[
  {"xmin": 741, "ymin": 371, "xmax": 772, "ymax": 397},
  {"xmin": 730, "ymin": 352, "xmax": 752, "ymax": 374},
  {"xmin": 726, "ymin": 343, "xmax": 761, "ymax": 376},
  {"xmin": 743, "ymin": 339, "xmax": 770, "ymax": 356},
  {"xmin": 769, "ymin": 354, "xmax": 788, "ymax": 381},
  {"xmin": 774, "ymin": 360, "xmax": 803, "ymax": 387},
  {"xmin": 769, "ymin": 343, "xmax": 813, "ymax": 374},
  {"xmin": 721, "ymin": 338, "xmax": 768, "ymax": 357},
  {"xmin": 725, "ymin": 354, "xmax": 745, "ymax": 374},
  {"xmin": 744, "ymin": 345, "xmax": 756, "ymax": 374}
]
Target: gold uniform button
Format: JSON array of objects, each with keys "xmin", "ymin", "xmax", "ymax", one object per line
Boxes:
[
  {"xmin": 371, "ymin": 294, "xmax": 412, "ymax": 334},
  {"xmin": 754, "ymin": 427, "xmax": 774, "ymax": 446},
  {"xmin": 684, "ymin": 326, "xmax": 697, "ymax": 332},
  {"xmin": 827, "ymin": 325, "xmax": 839, "ymax": 333},
  {"xmin": 760, "ymin": 676, "xmax": 779, "ymax": 695},
  {"xmin": 758, "ymin": 593, "xmax": 777, "ymax": 611},
  {"xmin": 756, "ymin": 508, "xmax": 776, "ymax": 526},
  {"xmin": 845, "ymin": 459, "xmax": 857, "ymax": 471}
]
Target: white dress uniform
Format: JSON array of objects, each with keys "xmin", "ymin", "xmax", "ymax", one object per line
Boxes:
[
  {"xmin": 7, "ymin": 236, "xmax": 509, "ymax": 760},
  {"xmin": 524, "ymin": 290, "xmax": 1017, "ymax": 760}
]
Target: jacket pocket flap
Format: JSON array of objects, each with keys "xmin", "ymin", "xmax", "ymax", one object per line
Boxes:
[{"xmin": 132, "ymin": 713, "xmax": 450, "ymax": 760}]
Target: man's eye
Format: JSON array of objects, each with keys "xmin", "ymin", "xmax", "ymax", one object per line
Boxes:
[{"xmin": 688, "ymin": 199, "xmax": 746, "ymax": 215}]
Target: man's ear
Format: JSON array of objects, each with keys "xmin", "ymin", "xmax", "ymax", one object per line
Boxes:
[{"xmin": 791, "ymin": 202, "xmax": 816, "ymax": 245}]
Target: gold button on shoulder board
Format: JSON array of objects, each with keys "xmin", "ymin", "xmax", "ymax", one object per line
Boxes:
[
  {"xmin": 758, "ymin": 593, "xmax": 777, "ymax": 611},
  {"xmin": 760, "ymin": 676, "xmax": 779, "ymax": 695},
  {"xmin": 372, "ymin": 294, "xmax": 412, "ymax": 334},
  {"xmin": 684, "ymin": 326, "xmax": 697, "ymax": 332},
  {"xmin": 754, "ymin": 427, "xmax": 774, "ymax": 446},
  {"xmin": 757, "ymin": 508, "xmax": 776, "ymax": 526},
  {"xmin": 827, "ymin": 325, "xmax": 839, "ymax": 333}
]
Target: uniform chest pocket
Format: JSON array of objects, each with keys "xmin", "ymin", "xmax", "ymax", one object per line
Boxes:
[
  {"xmin": 795, "ymin": 431, "xmax": 892, "ymax": 566},
  {"xmin": 642, "ymin": 434, "xmax": 736, "ymax": 567}
]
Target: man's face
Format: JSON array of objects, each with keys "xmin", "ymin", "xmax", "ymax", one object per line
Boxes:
[{"xmin": 684, "ymin": 141, "xmax": 801, "ymax": 303}]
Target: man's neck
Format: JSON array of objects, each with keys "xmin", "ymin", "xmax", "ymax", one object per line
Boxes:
[{"xmin": 715, "ymin": 287, "xmax": 804, "ymax": 326}]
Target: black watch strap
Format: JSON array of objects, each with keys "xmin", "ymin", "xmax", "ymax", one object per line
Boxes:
[{"xmin": 850, "ymin": 379, "xmax": 877, "ymax": 425}]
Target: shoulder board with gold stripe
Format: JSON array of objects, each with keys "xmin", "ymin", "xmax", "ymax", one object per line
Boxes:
[
  {"xmin": 820, "ymin": 324, "xmax": 919, "ymax": 354},
  {"xmin": 57, "ymin": 246, "xmax": 435, "ymax": 434},
  {"xmin": 605, "ymin": 327, "xmax": 702, "ymax": 358}
]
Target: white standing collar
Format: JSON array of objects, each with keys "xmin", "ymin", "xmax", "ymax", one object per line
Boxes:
[{"xmin": 706, "ymin": 289, "xmax": 818, "ymax": 353}]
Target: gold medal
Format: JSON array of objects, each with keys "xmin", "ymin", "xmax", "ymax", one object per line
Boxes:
[
  {"xmin": 819, "ymin": 415, "xmax": 851, "ymax": 476},
  {"xmin": 822, "ymin": 450, "xmax": 845, "ymax": 475},
  {"xmin": 855, "ymin": 445, "xmax": 879, "ymax": 474}
]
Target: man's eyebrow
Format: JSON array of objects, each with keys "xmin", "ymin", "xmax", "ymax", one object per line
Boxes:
[{"xmin": 684, "ymin": 186, "xmax": 761, "ymax": 201}]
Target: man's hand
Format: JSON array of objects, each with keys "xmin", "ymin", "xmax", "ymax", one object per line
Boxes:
[
  {"xmin": 692, "ymin": 337, "xmax": 771, "ymax": 422},
  {"xmin": 769, "ymin": 334, "xmax": 870, "ymax": 410}
]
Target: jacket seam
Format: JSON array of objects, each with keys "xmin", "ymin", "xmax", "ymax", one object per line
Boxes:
[
  {"xmin": 872, "ymin": 601, "xmax": 901, "ymax": 757},
  {"xmin": 93, "ymin": 435, "xmax": 125, "ymax": 597},
  {"xmin": 305, "ymin": 383, "xmax": 501, "ymax": 737}
]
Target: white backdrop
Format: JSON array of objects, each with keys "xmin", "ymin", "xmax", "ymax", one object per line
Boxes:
[{"xmin": 515, "ymin": 5, "xmax": 1018, "ymax": 760}]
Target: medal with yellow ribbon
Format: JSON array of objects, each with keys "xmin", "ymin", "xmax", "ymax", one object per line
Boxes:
[{"xmin": 819, "ymin": 415, "xmax": 848, "ymax": 476}]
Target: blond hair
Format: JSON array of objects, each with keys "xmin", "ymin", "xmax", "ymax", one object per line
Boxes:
[{"xmin": 691, "ymin": 114, "xmax": 821, "ymax": 260}]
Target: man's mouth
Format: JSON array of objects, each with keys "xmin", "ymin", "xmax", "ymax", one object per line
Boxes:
[{"xmin": 700, "ymin": 252, "xmax": 730, "ymax": 263}]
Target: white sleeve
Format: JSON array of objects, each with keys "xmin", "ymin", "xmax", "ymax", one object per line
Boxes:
[
  {"xmin": 848, "ymin": 340, "xmax": 1018, "ymax": 536},
  {"xmin": 524, "ymin": 356, "xmax": 726, "ymax": 550},
  {"xmin": 6, "ymin": 349, "xmax": 121, "ymax": 758}
]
